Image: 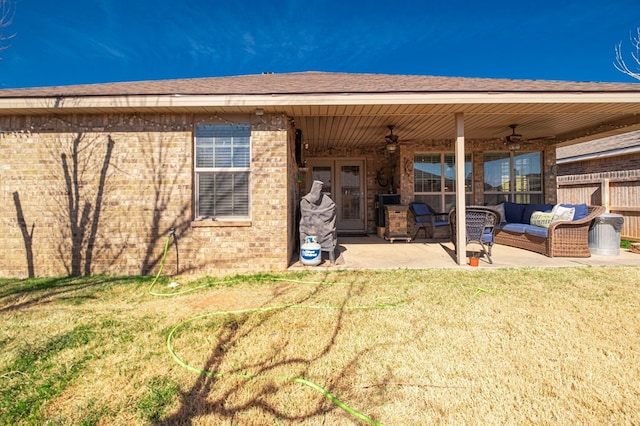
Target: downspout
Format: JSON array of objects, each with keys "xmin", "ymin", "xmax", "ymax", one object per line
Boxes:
[{"xmin": 454, "ymin": 113, "xmax": 467, "ymax": 265}]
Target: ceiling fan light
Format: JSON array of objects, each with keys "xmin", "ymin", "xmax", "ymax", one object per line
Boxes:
[
  {"xmin": 507, "ymin": 142, "xmax": 521, "ymax": 151},
  {"xmin": 386, "ymin": 142, "xmax": 397, "ymax": 153}
]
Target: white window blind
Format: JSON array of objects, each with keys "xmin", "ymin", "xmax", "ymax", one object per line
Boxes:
[{"xmin": 195, "ymin": 124, "xmax": 250, "ymax": 218}]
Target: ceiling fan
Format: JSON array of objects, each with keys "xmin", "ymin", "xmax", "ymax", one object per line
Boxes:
[
  {"xmin": 384, "ymin": 125, "xmax": 400, "ymax": 153},
  {"xmin": 504, "ymin": 124, "xmax": 555, "ymax": 150}
]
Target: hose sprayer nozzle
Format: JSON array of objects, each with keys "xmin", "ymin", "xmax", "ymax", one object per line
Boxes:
[{"xmin": 169, "ymin": 227, "xmax": 176, "ymax": 237}]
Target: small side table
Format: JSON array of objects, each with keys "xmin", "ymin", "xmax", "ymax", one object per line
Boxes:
[{"xmin": 384, "ymin": 205, "xmax": 412, "ymax": 243}]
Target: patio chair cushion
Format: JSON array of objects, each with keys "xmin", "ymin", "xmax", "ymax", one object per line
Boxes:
[
  {"xmin": 482, "ymin": 227, "xmax": 495, "ymax": 244},
  {"xmin": 411, "ymin": 203, "xmax": 431, "ymax": 216}
]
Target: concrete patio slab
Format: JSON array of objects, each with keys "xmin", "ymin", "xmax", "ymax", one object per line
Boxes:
[{"xmin": 289, "ymin": 234, "xmax": 640, "ymax": 270}]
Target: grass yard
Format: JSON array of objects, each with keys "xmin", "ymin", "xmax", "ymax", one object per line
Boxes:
[{"xmin": 1, "ymin": 267, "xmax": 639, "ymax": 425}]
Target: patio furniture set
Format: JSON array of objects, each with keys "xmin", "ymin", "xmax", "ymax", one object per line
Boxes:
[{"xmin": 408, "ymin": 201, "xmax": 605, "ymax": 262}]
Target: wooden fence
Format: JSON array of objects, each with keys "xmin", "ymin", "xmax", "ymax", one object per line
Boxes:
[{"xmin": 557, "ymin": 175, "xmax": 640, "ymax": 241}]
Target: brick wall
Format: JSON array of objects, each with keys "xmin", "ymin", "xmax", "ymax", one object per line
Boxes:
[
  {"xmin": 0, "ymin": 113, "xmax": 292, "ymax": 278},
  {"xmin": 558, "ymin": 152, "xmax": 640, "ymax": 180}
]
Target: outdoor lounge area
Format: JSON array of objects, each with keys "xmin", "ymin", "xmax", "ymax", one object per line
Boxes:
[{"xmin": 289, "ymin": 234, "xmax": 640, "ymax": 270}]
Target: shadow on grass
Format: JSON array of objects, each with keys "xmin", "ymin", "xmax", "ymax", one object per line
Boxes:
[
  {"xmin": 0, "ymin": 275, "xmax": 144, "ymax": 313},
  {"xmin": 154, "ymin": 279, "xmax": 382, "ymax": 425}
]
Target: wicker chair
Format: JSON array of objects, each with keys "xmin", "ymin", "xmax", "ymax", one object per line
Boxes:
[
  {"xmin": 449, "ymin": 207, "xmax": 499, "ymax": 264},
  {"xmin": 409, "ymin": 202, "xmax": 450, "ymax": 240}
]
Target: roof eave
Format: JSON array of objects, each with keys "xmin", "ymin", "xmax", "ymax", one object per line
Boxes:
[{"xmin": 1, "ymin": 91, "xmax": 640, "ymax": 114}]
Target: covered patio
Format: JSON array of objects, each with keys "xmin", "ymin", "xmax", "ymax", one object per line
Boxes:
[
  {"xmin": 286, "ymin": 73, "xmax": 640, "ymax": 265},
  {"xmin": 290, "ymin": 235, "xmax": 640, "ymax": 270}
]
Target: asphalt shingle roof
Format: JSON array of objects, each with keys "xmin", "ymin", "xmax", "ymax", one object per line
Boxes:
[
  {"xmin": 557, "ymin": 130, "xmax": 640, "ymax": 161},
  {"xmin": 1, "ymin": 72, "xmax": 640, "ymax": 98}
]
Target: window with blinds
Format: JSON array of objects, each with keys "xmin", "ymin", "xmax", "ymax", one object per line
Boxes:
[{"xmin": 195, "ymin": 124, "xmax": 250, "ymax": 219}]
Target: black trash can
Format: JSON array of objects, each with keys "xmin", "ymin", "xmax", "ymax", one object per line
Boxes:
[{"xmin": 588, "ymin": 213, "xmax": 624, "ymax": 256}]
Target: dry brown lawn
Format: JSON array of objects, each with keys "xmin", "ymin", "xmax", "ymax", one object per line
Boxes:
[{"xmin": 1, "ymin": 267, "xmax": 639, "ymax": 425}]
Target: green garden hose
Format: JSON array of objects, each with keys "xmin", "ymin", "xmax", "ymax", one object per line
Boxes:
[{"xmin": 150, "ymin": 232, "xmax": 392, "ymax": 425}]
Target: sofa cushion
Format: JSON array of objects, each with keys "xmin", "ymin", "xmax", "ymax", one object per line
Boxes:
[
  {"xmin": 503, "ymin": 202, "xmax": 526, "ymax": 223},
  {"xmin": 530, "ymin": 211, "xmax": 554, "ymax": 228},
  {"xmin": 522, "ymin": 203, "xmax": 553, "ymax": 224},
  {"xmin": 500, "ymin": 223, "xmax": 529, "ymax": 233},
  {"xmin": 524, "ymin": 224, "xmax": 549, "ymax": 238},
  {"xmin": 559, "ymin": 203, "xmax": 588, "ymax": 221}
]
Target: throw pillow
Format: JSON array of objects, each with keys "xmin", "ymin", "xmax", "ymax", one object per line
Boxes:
[
  {"xmin": 560, "ymin": 203, "xmax": 588, "ymax": 221},
  {"xmin": 552, "ymin": 205, "xmax": 575, "ymax": 222},
  {"xmin": 487, "ymin": 203, "xmax": 506, "ymax": 223},
  {"xmin": 530, "ymin": 211, "xmax": 554, "ymax": 228},
  {"xmin": 523, "ymin": 203, "xmax": 554, "ymax": 224}
]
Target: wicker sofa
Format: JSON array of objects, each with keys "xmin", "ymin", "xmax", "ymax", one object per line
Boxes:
[{"xmin": 491, "ymin": 202, "xmax": 605, "ymax": 257}]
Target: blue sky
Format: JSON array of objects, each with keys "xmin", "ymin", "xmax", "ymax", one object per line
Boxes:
[{"xmin": 1, "ymin": 0, "xmax": 639, "ymax": 89}]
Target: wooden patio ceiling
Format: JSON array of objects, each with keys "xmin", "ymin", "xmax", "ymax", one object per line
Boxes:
[{"xmin": 287, "ymin": 101, "xmax": 640, "ymax": 152}]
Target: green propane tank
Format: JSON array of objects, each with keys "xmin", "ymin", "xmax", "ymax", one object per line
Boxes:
[{"xmin": 300, "ymin": 236, "xmax": 321, "ymax": 266}]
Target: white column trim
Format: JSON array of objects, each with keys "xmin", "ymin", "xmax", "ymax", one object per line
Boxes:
[{"xmin": 455, "ymin": 113, "xmax": 467, "ymax": 265}]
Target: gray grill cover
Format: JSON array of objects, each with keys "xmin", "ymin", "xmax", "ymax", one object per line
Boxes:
[{"xmin": 300, "ymin": 180, "xmax": 337, "ymax": 251}]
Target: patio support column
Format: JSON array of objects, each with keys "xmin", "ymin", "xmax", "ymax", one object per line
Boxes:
[{"xmin": 455, "ymin": 113, "xmax": 466, "ymax": 265}]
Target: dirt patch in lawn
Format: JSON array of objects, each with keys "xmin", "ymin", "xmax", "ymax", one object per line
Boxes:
[{"xmin": 188, "ymin": 282, "xmax": 297, "ymax": 311}]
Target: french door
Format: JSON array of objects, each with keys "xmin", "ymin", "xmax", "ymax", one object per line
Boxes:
[{"xmin": 308, "ymin": 159, "xmax": 366, "ymax": 232}]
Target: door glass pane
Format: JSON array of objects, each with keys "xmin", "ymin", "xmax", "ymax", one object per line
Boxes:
[
  {"xmin": 341, "ymin": 165, "xmax": 360, "ymax": 220},
  {"xmin": 311, "ymin": 166, "xmax": 332, "ymax": 197}
]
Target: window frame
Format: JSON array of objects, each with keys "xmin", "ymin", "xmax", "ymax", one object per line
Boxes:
[
  {"xmin": 483, "ymin": 150, "xmax": 543, "ymax": 205},
  {"xmin": 413, "ymin": 152, "xmax": 473, "ymax": 212},
  {"xmin": 194, "ymin": 123, "xmax": 251, "ymax": 220}
]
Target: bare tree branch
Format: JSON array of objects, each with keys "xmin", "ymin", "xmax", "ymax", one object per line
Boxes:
[
  {"xmin": 615, "ymin": 27, "xmax": 640, "ymax": 81},
  {"xmin": 0, "ymin": 0, "xmax": 15, "ymax": 56}
]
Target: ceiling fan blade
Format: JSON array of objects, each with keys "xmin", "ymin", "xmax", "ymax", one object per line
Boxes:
[
  {"xmin": 385, "ymin": 134, "xmax": 399, "ymax": 143},
  {"xmin": 527, "ymin": 135, "xmax": 556, "ymax": 142}
]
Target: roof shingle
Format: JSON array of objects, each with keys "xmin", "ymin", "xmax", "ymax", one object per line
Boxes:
[
  {"xmin": 1, "ymin": 72, "xmax": 640, "ymax": 98},
  {"xmin": 557, "ymin": 130, "xmax": 640, "ymax": 161}
]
